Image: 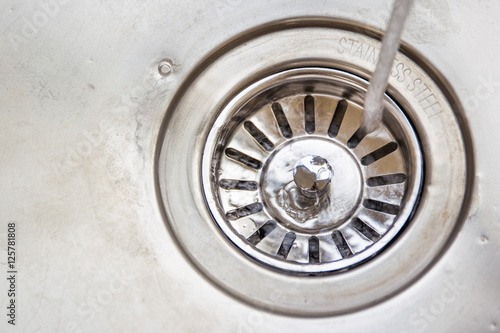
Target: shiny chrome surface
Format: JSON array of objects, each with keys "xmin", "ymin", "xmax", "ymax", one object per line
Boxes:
[
  {"xmin": 201, "ymin": 68, "xmax": 422, "ymax": 274},
  {"xmin": 158, "ymin": 21, "xmax": 469, "ymax": 315},
  {"xmin": 1, "ymin": 1, "xmax": 498, "ymax": 332},
  {"xmin": 293, "ymin": 155, "xmax": 333, "ymax": 198}
]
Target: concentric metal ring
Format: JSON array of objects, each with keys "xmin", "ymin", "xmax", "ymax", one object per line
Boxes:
[
  {"xmin": 156, "ymin": 18, "xmax": 471, "ymax": 315},
  {"xmin": 202, "ymin": 68, "xmax": 423, "ymax": 274}
]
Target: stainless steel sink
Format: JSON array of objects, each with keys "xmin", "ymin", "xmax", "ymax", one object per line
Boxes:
[{"xmin": 1, "ymin": 1, "xmax": 499, "ymax": 332}]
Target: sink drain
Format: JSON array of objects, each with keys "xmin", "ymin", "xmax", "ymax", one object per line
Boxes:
[
  {"xmin": 202, "ymin": 68, "xmax": 422, "ymax": 273},
  {"xmin": 156, "ymin": 18, "xmax": 472, "ymax": 315}
]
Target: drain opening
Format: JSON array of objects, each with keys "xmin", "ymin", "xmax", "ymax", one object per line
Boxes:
[
  {"xmin": 366, "ymin": 173, "xmax": 406, "ymax": 187},
  {"xmin": 328, "ymin": 99, "xmax": 348, "ymax": 138},
  {"xmin": 331, "ymin": 230, "xmax": 353, "ymax": 259},
  {"xmin": 247, "ymin": 220, "xmax": 277, "ymax": 246},
  {"xmin": 304, "ymin": 95, "xmax": 315, "ymax": 134},
  {"xmin": 225, "ymin": 202, "xmax": 263, "ymax": 220},
  {"xmin": 276, "ymin": 232, "xmax": 296, "ymax": 259},
  {"xmin": 272, "ymin": 102, "xmax": 293, "ymax": 139},
  {"xmin": 203, "ymin": 67, "xmax": 422, "ymax": 274},
  {"xmin": 244, "ymin": 121, "xmax": 275, "ymax": 151},
  {"xmin": 360, "ymin": 142, "xmax": 399, "ymax": 166},
  {"xmin": 219, "ymin": 179, "xmax": 258, "ymax": 191}
]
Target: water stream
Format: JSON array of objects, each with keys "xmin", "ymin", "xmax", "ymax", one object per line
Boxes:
[{"xmin": 359, "ymin": 0, "xmax": 414, "ymax": 135}]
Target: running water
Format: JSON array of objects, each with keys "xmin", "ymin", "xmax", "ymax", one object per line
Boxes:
[
  {"xmin": 316, "ymin": 0, "xmax": 414, "ymax": 226},
  {"xmin": 358, "ymin": 0, "xmax": 414, "ymax": 135}
]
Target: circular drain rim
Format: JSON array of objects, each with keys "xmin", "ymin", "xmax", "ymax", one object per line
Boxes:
[
  {"xmin": 202, "ymin": 68, "xmax": 423, "ymax": 274},
  {"xmin": 156, "ymin": 17, "xmax": 473, "ymax": 316}
]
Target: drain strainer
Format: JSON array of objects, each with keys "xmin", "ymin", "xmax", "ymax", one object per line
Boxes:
[
  {"xmin": 157, "ymin": 18, "xmax": 471, "ymax": 315},
  {"xmin": 202, "ymin": 68, "xmax": 422, "ymax": 273}
]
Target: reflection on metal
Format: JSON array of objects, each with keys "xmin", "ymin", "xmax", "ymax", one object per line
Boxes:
[
  {"xmin": 158, "ymin": 19, "xmax": 472, "ymax": 316},
  {"xmin": 7, "ymin": 1, "xmax": 492, "ymax": 330},
  {"xmin": 203, "ymin": 68, "xmax": 422, "ymax": 273},
  {"xmin": 293, "ymin": 155, "xmax": 333, "ymax": 198}
]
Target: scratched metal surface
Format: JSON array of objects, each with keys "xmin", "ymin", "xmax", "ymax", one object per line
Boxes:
[{"xmin": 0, "ymin": 0, "xmax": 499, "ymax": 332}]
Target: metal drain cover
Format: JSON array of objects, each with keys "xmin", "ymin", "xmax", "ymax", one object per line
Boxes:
[
  {"xmin": 202, "ymin": 68, "xmax": 422, "ymax": 274},
  {"xmin": 157, "ymin": 18, "xmax": 471, "ymax": 315}
]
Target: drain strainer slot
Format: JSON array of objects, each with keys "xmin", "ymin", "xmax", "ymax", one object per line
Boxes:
[{"xmin": 202, "ymin": 68, "xmax": 422, "ymax": 274}]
